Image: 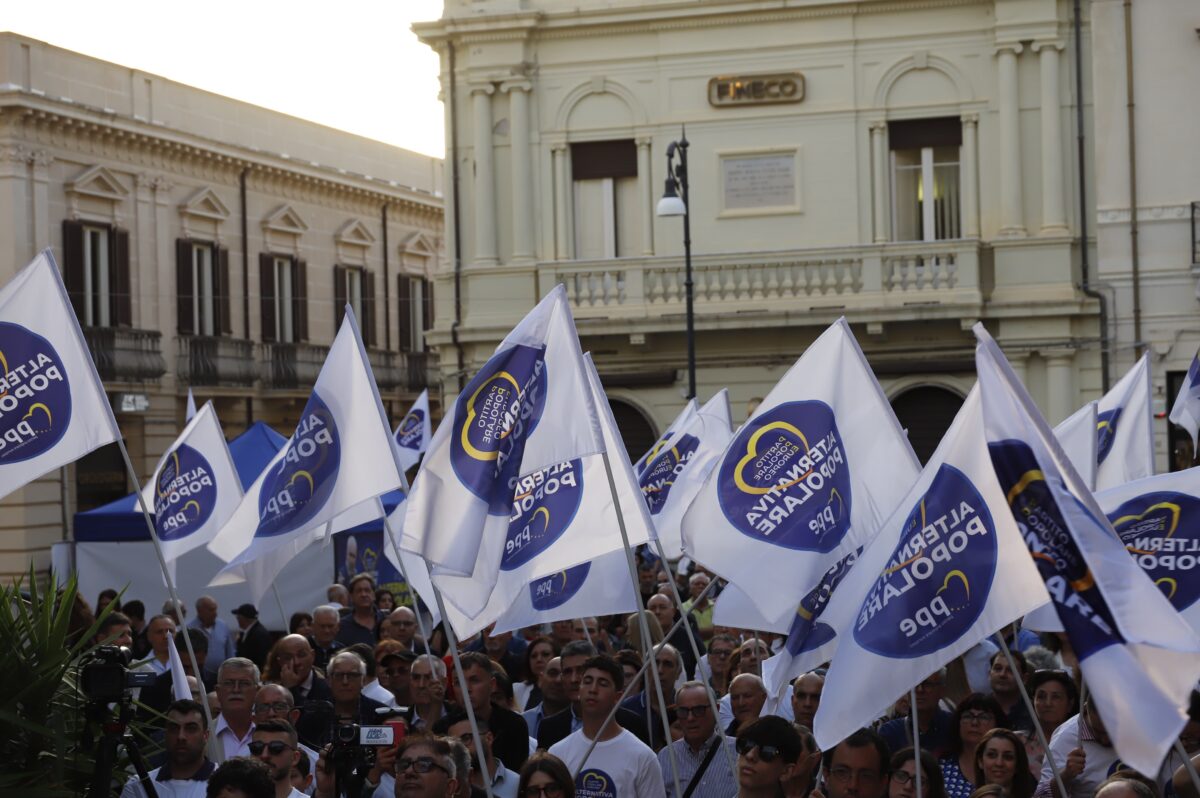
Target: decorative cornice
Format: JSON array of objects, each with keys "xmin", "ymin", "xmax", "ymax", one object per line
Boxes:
[{"xmin": 1097, "ymin": 204, "xmax": 1193, "ymax": 225}]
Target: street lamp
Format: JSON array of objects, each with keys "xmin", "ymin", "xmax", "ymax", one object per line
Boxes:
[{"xmin": 657, "ymin": 129, "xmax": 695, "ymax": 400}]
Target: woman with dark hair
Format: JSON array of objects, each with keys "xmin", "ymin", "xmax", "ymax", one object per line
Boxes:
[
  {"xmin": 375, "ymin": 588, "xmax": 395, "ymax": 612},
  {"xmin": 516, "ymin": 636, "xmax": 556, "ymax": 711},
  {"xmin": 96, "ymin": 588, "xmax": 121, "ymax": 614},
  {"xmin": 782, "ymin": 725, "xmax": 823, "ymax": 798},
  {"xmin": 518, "ymin": 751, "xmax": 575, "ymax": 797},
  {"xmin": 940, "ymin": 693, "xmax": 1009, "ymax": 798},
  {"xmin": 289, "ymin": 611, "xmax": 313, "ymax": 636},
  {"xmin": 1019, "ymin": 670, "xmax": 1078, "ymax": 776},
  {"xmin": 891, "ymin": 747, "xmax": 950, "ymax": 798},
  {"xmin": 973, "ymin": 728, "xmax": 1036, "ymax": 798}
]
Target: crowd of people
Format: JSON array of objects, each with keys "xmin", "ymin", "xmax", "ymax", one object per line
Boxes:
[{"xmin": 79, "ymin": 558, "xmax": 1200, "ymax": 798}]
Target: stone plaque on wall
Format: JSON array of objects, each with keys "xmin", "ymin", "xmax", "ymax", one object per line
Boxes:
[{"xmin": 721, "ymin": 153, "xmax": 796, "ymax": 211}]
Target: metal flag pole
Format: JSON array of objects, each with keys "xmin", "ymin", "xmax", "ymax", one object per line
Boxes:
[
  {"xmin": 580, "ymin": 619, "xmax": 594, "ymax": 648},
  {"xmin": 651, "ymin": 537, "xmax": 738, "ymax": 778},
  {"xmin": 270, "ymin": 585, "xmax": 288, "ymax": 630},
  {"xmin": 910, "ymin": 687, "xmax": 923, "ymax": 798},
  {"xmin": 598, "ymin": 448, "xmax": 683, "ymax": 798},
  {"xmin": 1174, "ymin": 739, "xmax": 1200, "ymax": 798},
  {"xmin": 378, "ymin": 498, "xmax": 434, "ymax": 660},
  {"xmin": 994, "ymin": 634, "xmax": 1070, "ymax": 798},
  {"xmin": 433, "ymin": 589, "xmax": 495, "ymax": 798}
]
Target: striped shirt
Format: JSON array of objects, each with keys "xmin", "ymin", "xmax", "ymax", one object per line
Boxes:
[{"xmin": 657, "ymin": 732, "xmax": 738, "ymax": 798}]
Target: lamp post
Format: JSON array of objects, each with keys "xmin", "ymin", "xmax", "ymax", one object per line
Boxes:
[{"xmin": 657, "ymin": 129, "xmax": 695, "ymax": 400}]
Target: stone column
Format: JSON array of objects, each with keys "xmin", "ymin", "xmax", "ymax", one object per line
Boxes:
[
  {"xmin": 870, "ymin": 121, "xmax": 888, "ymax": 243},
  {"xmin": 1045, "ymin": 349, "xmax": 1075, "ymax": 424},
  {"xmin": 503, "ymin": 80, "xmax": 535, "ymax": 263},
  {"xmin": 471, "ymin": 84, "xmax": 498, "ymax": 265},
  {"xmin": 0, "ymin": 146, "xmax": 30, "ymax": 277},
  {"xmin": 996, "ymin": 45, "xmax": 1026, "ymax": 237},
  {"xmin": 552, "ymin": 144, "xmax": 572, "ymax": 260},
  {"xmin": 1035, "ymin": 42, "xmax": 1068, "ymax": 235},
  {"xmin": 29, "ymin": 151, "xmax": 52, "ymax": 250},
  {"xmin": 637, "ymin": 137, "xmax": 654, "ymax": 255},
  {"xmin": 960, "ymin": 114, "xmax": 981, "ymax": 238}
]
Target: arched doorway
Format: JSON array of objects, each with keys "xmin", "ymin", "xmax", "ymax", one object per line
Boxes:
[
  {"xmin": 890, "ymin": 385, "xmax": 965, "ymax": 465},
  {"xmin": 608, "ymin": 398, "xmax": 659, "ymax": 462}
]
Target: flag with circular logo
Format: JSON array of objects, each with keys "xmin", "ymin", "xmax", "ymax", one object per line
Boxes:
[
  {"xmin": 682, "ymin": 318, "xmax": 921, "ymax": 629},
  {"xmin": 1053, "ymin": 400, "xmax": 1098, "ymax": 489},
  {"xmin": 813, "ymin": 386, "xmax": 1047, "ymax": 752},
  {"xmin": 0, "ymin": 250, "xmax": 120, "ymax": 503},
  {"xmin": 1093, "ymin": 354, "xmax": 1153, "ymax": 490},
  {"xmin": 1169, "ymin": 350, "xmax": 1200, "ymax": 451},
  {"xmin": 634, "ymin": 398, "xmax": 698, "ymax": 477},
  {"xmin": 394, "ymin": 389, "xmax": 432, "ymax": 472}
]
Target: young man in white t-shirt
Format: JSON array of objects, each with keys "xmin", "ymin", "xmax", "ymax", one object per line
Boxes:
[{"xmin": 549, "ymin": 655, "xmax": 667, "ymax": 798}]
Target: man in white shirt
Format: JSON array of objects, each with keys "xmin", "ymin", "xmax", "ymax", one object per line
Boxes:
[
  {"xmin": 1033, "ymin": 696, "xmax": 1119, "ymax": 798},
  {"xmin": 549, "ymin": 655, "xmax": 667, "ymax": 798},
  {"xmin": 250, "ymin": 719, "xmax": 309, "ymax": 798},
  {"xmin": 213, "ymin": 657, "xmax": 260, "ymax": 759},
  {"xmin": 137, "ymin": 614, "xmax": 177, "ymax": 676},
  {"xmin": 120, "ymin": 699, "xmax": 214, "ymax": 798}
]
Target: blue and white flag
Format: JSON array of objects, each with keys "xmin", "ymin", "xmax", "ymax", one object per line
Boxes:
[
  {"xmin": 814, "ymin": 386, "xmax": 1048, "ymax": 751},
  {"xmin": 394, "ymin": 389, "xmax": 432, "ymax": 472},
  {"xmin": 1095, "ymin": 467, "xmax": 1200, "ymax": 634},
  {"xmin": 1094, "ymin": 354, "xmax": 1154, "ymax": 490},
  {"xmin": 0, "ymin": 250, "xmax": 120, "ymax": 502},
  {"xmin": 635, "ymin": 399, "xmax": 698, "ymax": 476},
  {"xmin": 640, "ymin": 390, "xmax": 733, "ymax": 559},
  {"xmin": 185, "ymin": 388, "xmax": 198, "ymax": 422},
  {"xmin": 975, "ymin": 325, "xmax": 1200, "ymax": 776},
  {"xmin": 140, "ymin": 401, "xmax": 241, "ymax": 568},
  {"xmin": 1169, "ymin": 350, "xmax": 1200, "ymax": 451},
  {"xmin": 434, "ymin": 352, "xmax": 652, "ymax": 636},
  {"xmin": 401, "ymin": 286, "xmax": 604, "ymax": 618},
  {"xmin": 1054, "ymin": 401, "xmax": 1098, "ymax": 489},
  {"xmin": 491, "ymin": 549, "xmax": 640, "ymax": 636},
  {"xmin": 209, "ymin": 307, "xmax": 405, "ymax": 602},
  {"xmin": 682, "ymin": 318, "xmax": 921, "ymax": 628}
]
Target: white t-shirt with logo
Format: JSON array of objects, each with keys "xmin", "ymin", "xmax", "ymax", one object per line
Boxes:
[{"xmin": 549, "ymin": 728, "xmax": 667, "ymax": 798}]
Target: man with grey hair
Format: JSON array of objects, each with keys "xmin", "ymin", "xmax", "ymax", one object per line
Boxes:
[
  {"xmin": 726, "ymin": 673, "xmax": 768, "ymax": 736},
  {"xmin": 658, "ymin": 681, "xmax": 737, "ymax": 797},
  {"xmin": 380, "ymin": 606, "xmax": 420, "ymax": 651},
  {"xmin": 621, "ymin": 642, "xmax": 684, "ymax": 749},
  {"xmin": 326, "ymin": 583, "xmax": 349, "ymax": 609},
  {"xmin": 188, "ymin": 595, "xmax": 236, "ymax": 670},
  {"xmin": 307, "ymin": 605, "xmax": 344, "ymax": 672},
  {"xmin": 214, "ymin": 656, "xmax": 260, "ymax": 758}
]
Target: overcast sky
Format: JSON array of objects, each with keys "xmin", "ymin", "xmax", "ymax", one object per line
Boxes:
[{"xmin": 3, "ymin": 0, "xmax": 447, "ymax": 158}]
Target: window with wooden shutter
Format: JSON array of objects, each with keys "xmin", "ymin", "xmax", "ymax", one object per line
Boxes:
[
  {"xmin": 333, "ymin": 265, "xmax": 347, "ymax": 330},
  {"xmin": 110, "ymin": 229, "xmax": 131, "ymax": 327},
  {"xmin": 292, "ymin": 259, "xmax": 308, "ymax": 342},
  {"xmin": 176, "ymin": 239, "xmax": 195, "ymax": 334},
  {"xmin": 421, "ymin": 278, "xmax": 434, "ymax": 343},
  {"xmin": 259, "ymin": 253, "xmax": 277, "ymax": 342},
  {"xmin": 363, "ymin": 270, "xmax": 376, "ymax": 347},
  {"xmin": 216, "ymin": 246, "xmax": 231, "ymax": 335},
  {"xmin": 397, "ymin": 274, "xmax": 413, "ymax": 352},
  {"xmin": 61, "ymin": 220, "xmax": 86, "ymax": 320}
]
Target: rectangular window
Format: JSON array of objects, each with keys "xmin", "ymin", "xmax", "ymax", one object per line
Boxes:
[
  {"xmin": 333, "ymin": 265, "xmax": 375, "ymax": 346},
  {"xmin": 397, "ymin": 275, "xmax": 431, "ymax": 352},
  {"xmin": 571, "ymin": 139, "xmax": 639, "ymax": 258},
  {"xmin": 63, "ymin": 220, "xmax": 131, "ymax": 327},
  {"xmin": 889, "ymin": 118, "xmax": 962, "ymax": 242},
  {"xmin": 192, "ymin": 244, "xmax": 215, "ymax": 335},
  {"xmin": 274, "ymin": 256, "xmax": 294, "ymax": 343},
  {"xmin": 82, "ymin": 225, "xmax": 110, "ymax": 327}
]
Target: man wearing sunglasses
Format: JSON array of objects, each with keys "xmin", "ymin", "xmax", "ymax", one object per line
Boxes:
[
  {"xmin": 657, "ymin": 681, "xmax": 737, "ymax": 797},
  {"xmin": 736, "ymin": 716, "xmax": 805, "ymax": 798},
  {"xmin": 252, "ymin": 684, "xmax": 320, "ymax": 785},
  {"xmin": 250, "ymin": 720, "xmax": 307, "ymax": 798}
]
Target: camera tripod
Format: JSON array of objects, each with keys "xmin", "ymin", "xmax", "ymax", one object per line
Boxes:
[{"xmin": 85, "ymin": 697, "xmax": 158, "ymax": 798}]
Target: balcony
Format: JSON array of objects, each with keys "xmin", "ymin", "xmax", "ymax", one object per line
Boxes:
[
  {"xmin": 83, "ymin": 327, "xmax": 167, "ymax": 383},
  {"xmin": 177, "ymin": 335, "xmax": 257, "ymax": 387},
  {"xmin": 260, "ymin": 342, "xmax": 329, "ymax": 390},
  {"xmin": 539, "ymin": 239, "xmax": 987, "ymax": 330},
  {"xmin": 367, "ymin": 349, "xmax": 402, "ymax": 391},
  {"xmin": 405, "ymin": 351, "xmax": 434, "ymax": 391}
]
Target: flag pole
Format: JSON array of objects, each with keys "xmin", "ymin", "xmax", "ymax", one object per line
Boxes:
[
  {"xmin": 378, "ymin": 498, "xmax": 434, "ymax": 660},
  {"xmin": 910, "ymin": 687, "xmax": 923, "ymax": 798},
  {"xmin": 1174, "ymin": 740, "xmax": 1200, "ymax": 798},
  {"xmin": 994, "ymin": 634, "xmax": 1070, "ymax": 798},
  {"xmin": 651, "ymin": 538, "xmax": 738, "ymax": 778},
  {"xmin": 598, "ymin": 449, "xmax": 683, "ymax": 798},
  {"xmin": 270, "ymin": 585, "xmax": 288, "ymax": 631},
  {"xmin": 580, "ymin": 620, "xmax": 594, "ymax": 648}
]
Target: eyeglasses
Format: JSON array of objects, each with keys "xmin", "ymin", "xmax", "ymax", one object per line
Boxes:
[
  {"xmin": 252, "ymin": 702, "xmax": 291, "ymax": 714},
  {"xmin": 522, "ymin": 786, "xmax": 565, "ymax": 798},
  {"xmin": 397, "ymin": 756, "xmax": 449, "ymax": 775},
  {"xmin": 828, "ymin": 767, "xmax": 883, "ymax": 785},
  {"xmin": 962, "ymin": 711, "xmax": 996, "ymax": 724},
  {"xmin": 674, "ymin": 705, "xmax": 710, "ymax": 719},
  {"xmin": 249, "ymin": 740, "xmax": 295, "ymax": 756},
  {"xmin": 736, "ymin": 737, "xmax": 785, "ymax": 763},
  {"xmin": 892, "ymin": 771, "xmax": 928, "ymax": 789},
  {"xmin": 709, "ymin": 649, "xmax": 733, "ymax": 659},
  {"xmin": 219, "ymin": 679, "xmax": 255, "ymax": 691},
  {"xmin": 329, "ymin": 671, "xmax": 362, "ymax": 682}
]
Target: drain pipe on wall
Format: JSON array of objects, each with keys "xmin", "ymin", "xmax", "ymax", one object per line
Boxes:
[
  {"xmin": 1075, "ymin": 0, "xmax": 1111, "ymax": 390},
  {"xmin": 1123, "ymin": 0, "xmax": 1142, "ymax": 359},
  {"xmin": 448, "ymin": 40, "xmax": 466, "ymax": 393}
]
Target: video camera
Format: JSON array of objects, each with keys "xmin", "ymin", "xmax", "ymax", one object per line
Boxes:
[
  {"xmin": 321, "ymin": 707, "xmax": 407, "ymax": 798},
  {"xmin": 80, "ymin": 646, "xmax": 157, "ymax": 705}
]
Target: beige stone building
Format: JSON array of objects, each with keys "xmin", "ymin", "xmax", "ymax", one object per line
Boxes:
[
  {"xmin": 0, "ymin": 34, "xmax": 444, "ymax": 580},
  {"xmin": 416, "ymin": 0, "xmax": 1102, "ymax": 461}
]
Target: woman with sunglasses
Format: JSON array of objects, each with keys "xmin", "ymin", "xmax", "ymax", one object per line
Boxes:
[
  {"xmin": 518, "ymin": 752, "xmax": 575, "ymax": 798},
  {"xmin": 736, "ymin": 715, "xmax": 805, "ymax": 798},
  {"xmin": 940, "ymin": 694, "xmax": 1009, "ymax": 798},
  {"xmin": 890, "ymin": 748, "xmax": 948, "ymax": 798},
  {"xmin": 973, "ymin": 729, "xmax": 1036, "ymax": 798}
]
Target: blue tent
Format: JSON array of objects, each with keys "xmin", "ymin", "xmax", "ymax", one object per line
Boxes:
[{"xmin": 73, "ymin": 421, "xmax": 407, "ymax": 542}]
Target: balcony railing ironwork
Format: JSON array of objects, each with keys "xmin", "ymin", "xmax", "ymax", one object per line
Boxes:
[
  {"xmin": 177, "ymin": 335, "xmax": 257, "ymax": 387},
  {"xmin": 260, "ymin": 342, "xmax": 329, "ymax": 390},
  {"xmin": 83, "ymin": 327, "xmax": 167, "ymax": 383}
]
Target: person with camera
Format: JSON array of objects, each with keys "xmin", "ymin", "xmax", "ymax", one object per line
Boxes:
[
  {"xmin": 312, "ymin": 735, "xmax": 460, "ymax": 798},
  {"xmin": 250, "ymin": 719, "xmax": 308, "ymax": 798},
  {"xmin": 297, "ymin": 651, "xmax": 388, "ymax": 749},
  {"xmin": 120, "ymin": 699, "xmax": 215, "ymax": 798}
]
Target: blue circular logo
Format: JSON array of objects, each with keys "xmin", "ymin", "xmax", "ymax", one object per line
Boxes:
[
  {"xmin": 256, "ymin": 392, "xmax": 341, "ymax": 538},
  {"xmin": 450, "ymin": 344, "xmax": 548, "ymax": 514},
  {"xmin": 530, "ymin": 562, "xmax": 590, "ymax": 611},
  {"xmin": 575, "ymin": 768, "xmax": 616, "ymax": 798},
  {"xmin": 1108, "ymin": 490, "xmax": 1200, "ymax": 613},
  {"xmin": 395, "ymin": 408, "xmax": 425, "ymax": 450},
  {"xmin": 502, "ymin": 459, "xmax": 584, "ymax": 571},
  {"xmin": 154, "ymin": 443, "xmax": 217, "ymax": 541},
  {"xmin": 785, "ymin": 548, "xmax": 859, "ymax": 656},
  {"xmin": 640, "ymin": 434, "xmax": 699, "ymax": 515},
  {"xmin": 717, "ymin": 401, "xmax": 852, "ymax": 551},
  {"xmin": 0, "ymin": 322, "xmax": 72, "ymax": 463},
  {"xmin": 988, "ymin": 440, "xmax": 1123, "ymax": 659},
  {"xmin": 1096, "ymin": 408, "xmax": 1121, "ymax": 464},
  {"xmin": 854, "ymin": 465, "xmax": 997, "ymax": 658}
]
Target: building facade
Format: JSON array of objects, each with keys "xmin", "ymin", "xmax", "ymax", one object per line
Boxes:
[
  {"xmin": 417, "ymin": 0, "xmax": 1102, "ymax": 462},
  {"xmin": 0, "ymin": 34, "xmax": 444, "ymax": 580}
]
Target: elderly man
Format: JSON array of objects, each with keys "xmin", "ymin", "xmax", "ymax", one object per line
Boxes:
[
  {"xmin": 338, "ymin": 573, "xmax": 386, "ymax": 648},
  {"xmin": 120, "ymin": 699, "xmax": 214, "ymax": 798},
  {"xmin": 250, "ymin": 719, "xmax": 307, "ymax": 798},
  {"xmin": 274, "ymin": 634, "xmax": 332, "ymax": 710},
  {"xmin": 326, "ymin": 583, "xmax": 350, "ymax": 609},
  {"xmin": 380, "ymin": 606, "xmax": 421, "ymax": 651},
  {"xmin": 681, "ymin": 572, "xmax": 716, "ymax": 641},
  {"xmin": 298, "ymin": 650, "xmax": 388, "ymax": 748},
  {"xmin": 658, "ymin": 681, "xmax": 737, "ymax": 797},
  {"xmin": 726, "ymin": 674, "xmax": 768, "ymax": 736},
  {"xmin": 621, "ymin": 642, "xmax": 683, "ymax": 750},
  {"xmin": 791, "ymin": 671, "xmax": 825, "ymax": 731},
  {"xmin": 252, "ymin": 683, "xmax": 318, "ymax": 781},
  {"xmin": 140, "ymin": 629, "xmax": 216, "ymax": 719},
  {"xmin": 189, "ymin": 595, "xmax": 236, "ymax": 670},
  {"xmin": 647, "ymin": 593, "xmax": 705, "ymax": 678},
  {"xmin": 405, "ymin": 653, "xmax": 452, "ymax": 732},
  {"xmin": 307, "ymin": 605, "xmax": 345, "ymax": 672},
  {"xmin": 522, "ymin": 656, "xmax": 566, "ymax": 740},
  {"xmin": 138, "ymin": 614, "xmax": 177, "ymax": 675},
  {"xmin": 214, "ymin": 656, "xmax": 260, "ymax": 758},
  {"xmin": 436, "ymin": 711, "xmax": 520, "ymax": 798}
]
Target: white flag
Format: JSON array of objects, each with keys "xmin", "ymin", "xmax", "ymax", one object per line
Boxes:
[
  {"xmin": 634, "ymin": 399, "xmax": 698, "ymax": 476},
  {"xmin": 433, "ymin": 352, "xmax": 652, "ymax": 636},
  {"xmin": 492, "ymin": 549, "xmax": 640, "ymax": 635},
  {"xmin": 1169, "ymin": 350, "xmax": 1200, "ymax": 451},
  {"xmin": 1094, "ymin": 354, "xmax": 1154, "ymax": 490},
  {"xmin": 208, "ymin": 308, "xmax": 405, "ymax": 602},
  {"xmin": 185, "ymin": 388, "xmax": 198, "ymax": 422},
  {"xmin": 976, "ymin": 324, "xmax": 1200, "ymax": 776},
  {"xmin": 400, "ymin": 285, "xmax": 604, "ymax": 618},
  {"xmin": 813, "ymin": 386, "xmax": 1049, "ymax": 751},
  {"xmin": 139, "ymin": 401, "xmax": 242, "ymax": 566},
  {"xmin": 640, "ymin": 390, "xmax": 733, "ymax": 559},
  {"xmin": 167, "ymin": 632, "xmax": 192, "ymax": 702},
  {"xmin": 0, "ymin": 250, "xmax": 120, "ymax": 501},
  {"xmin": 394, "ymin": 389, "xmax": 432, "ymax": 472},
  {"xmin": 1095, "ymin": 466, "xmax": 1200, "ymax": 634},
  {"xmin": 380, "ymin": 498, "xmax": 443, "ymax": 630},
  {"xmin": 682, "ymin": 318, "xmax": 920, "ymax": 627},
  {"xmin": 1054, "ymin": 401, "xmax": 1098, "ymax": 489}
]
